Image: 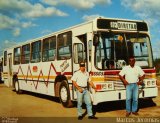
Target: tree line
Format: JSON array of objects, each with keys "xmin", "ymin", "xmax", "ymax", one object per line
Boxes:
[{"xmin": 154, "ymin": 58, "xmax": 160, "ymax": 74}]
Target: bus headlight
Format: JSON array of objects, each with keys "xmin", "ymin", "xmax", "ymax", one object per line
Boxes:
[
  {"xmin": 96, "ymin": 82, "xmax": 114, "ymax": 91},
  {"xmin": 151, "ymin": 80, "xmax": 156, "ymax": 86},
  {"xmin": 147, "ymin": 81, "xmax": 151, "ymax": 86}
]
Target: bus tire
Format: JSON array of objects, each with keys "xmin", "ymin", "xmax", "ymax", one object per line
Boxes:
[
  {"xmin": 55, "ymin": 82, "xmax": 61, "ymax": 97},
  {"xmin": 14, "ymin": 80, "xmax": 22, "ymax": 94},
  {"xmin": 59, "ymin": 80, "xmax": 73, "ymax": 108}
]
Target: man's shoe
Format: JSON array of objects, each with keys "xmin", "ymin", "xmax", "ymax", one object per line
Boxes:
[
  {"xmin": 88, "ymin": 116, "xmax": 98, "ymax": 119},
  {"xmin": 132, "ymin": 112, "xmax": 139, "ymax": 115},
  {"xmin": 78, "ymin": 116, "xmax": 83, "ymax": 120},
  {"xmin": 126, "ymin": 112, "xmax": 131, "ymax": 117}
]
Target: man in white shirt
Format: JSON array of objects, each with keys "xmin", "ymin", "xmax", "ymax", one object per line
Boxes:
[
  {"xmin": 71, "ymin": 62, "xmax": 97, "ymax": 120},
  {"xmin": 119, "ymin": 57, "xmax": 145, "ymax": 117}
]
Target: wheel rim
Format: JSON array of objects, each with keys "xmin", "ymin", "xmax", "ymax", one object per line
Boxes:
[
  {"xmin": 60, "ymin": 86, "xmax": 68, "ymax": 102},
  {"xmin": 15, "ymin": 81, "xmax": 19, "ymax": 91}
]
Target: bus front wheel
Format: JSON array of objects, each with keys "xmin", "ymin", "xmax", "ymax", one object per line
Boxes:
[{"xmin": 59, "ymin": 80, "xmax": 73, "ymax": 108}]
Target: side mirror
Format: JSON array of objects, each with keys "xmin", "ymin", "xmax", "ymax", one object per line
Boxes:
[{"xmin": 93, "ymin": 34, "xmax": 99, "ymax": 46}]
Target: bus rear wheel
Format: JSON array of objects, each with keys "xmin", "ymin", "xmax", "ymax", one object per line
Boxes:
[{"xmin": 59, "ymin": 80, "xmax": 73, "ymax": 108}]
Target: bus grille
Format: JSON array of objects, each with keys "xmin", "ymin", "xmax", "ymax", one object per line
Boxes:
[{"xmin": 114, "ymin": 81, "xmax": 125, "ymax": 90}]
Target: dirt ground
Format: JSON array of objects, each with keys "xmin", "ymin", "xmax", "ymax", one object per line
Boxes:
[{"xmin": 0, "ymin": 83, "xmax": 160, "ymax": 118}]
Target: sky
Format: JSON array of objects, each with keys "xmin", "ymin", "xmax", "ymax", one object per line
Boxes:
[{"xmin": 0, "ymin": 0, "xmax": 160, "ymax": 58}]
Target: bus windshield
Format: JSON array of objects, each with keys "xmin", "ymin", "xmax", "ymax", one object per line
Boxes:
[{"xmin": 95, "ymin": 32, "xmax": 153, "ymax": 70}]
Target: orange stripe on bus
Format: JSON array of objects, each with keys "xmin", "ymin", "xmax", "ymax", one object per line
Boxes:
[{"xmin": 17, "ymin": 75, "xmax": 71, "ymax": 80}]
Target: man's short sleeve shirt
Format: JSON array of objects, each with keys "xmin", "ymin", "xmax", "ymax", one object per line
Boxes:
[
  {"xmin": 71, "ymin": 70, "xmax": 90, "ymax": 87},
  {"xmin": 119, "ymin": 65, "xmax": 145, "ymax": 83}
]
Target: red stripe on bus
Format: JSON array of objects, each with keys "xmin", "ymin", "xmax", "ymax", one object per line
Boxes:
[
  {"xmin": 143, "ymin": 69, "xmax": 156, "ymax": 73},
  {"xmin": 104, "ymin": 70, "xmax": 120, "ymax": 75}
]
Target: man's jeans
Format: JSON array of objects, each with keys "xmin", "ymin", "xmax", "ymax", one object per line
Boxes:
[
  {"xmin": 126, "ymin": 83, "xmax": 139, "ymax": 113},
  {"xmin": 76, "ymin": 89, "xmax": 93, "ymax": 116}
]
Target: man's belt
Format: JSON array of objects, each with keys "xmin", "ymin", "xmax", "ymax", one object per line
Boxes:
[{"xmin": 79, "ymin": 86, "xmax": 88, "ymax": 89}]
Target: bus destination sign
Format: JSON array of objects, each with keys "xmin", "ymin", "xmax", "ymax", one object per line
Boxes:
[
  {"xmin": 97, "ymin": 19, "xmax": 148, "ymax": 31},
  {"xmin": 110, "ymin": 21, "xmax": 137, "ymax": 30}
]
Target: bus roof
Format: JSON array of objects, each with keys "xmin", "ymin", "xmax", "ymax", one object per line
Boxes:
[{"xmin": 3, "ymin": 17, "xmax": 148, "ymax": 50}]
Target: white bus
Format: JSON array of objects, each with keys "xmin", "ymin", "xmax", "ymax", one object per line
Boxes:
[{"xmin": 2, "ymin": 17, "xmax": 158, "ymax": 107}]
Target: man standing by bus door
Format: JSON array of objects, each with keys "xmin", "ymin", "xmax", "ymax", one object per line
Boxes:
[
  {"xmin": 119, "ymin": 57, "xmax": 145, "ymax": 117},
  {"xmin": 71, "ymin": 62, "xmax": 98, "ymax": 120}
]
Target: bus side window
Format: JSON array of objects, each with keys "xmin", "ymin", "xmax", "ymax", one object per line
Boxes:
[
  {"xmin": 74, "ymin": 43, "xmax": 84, "ymax": 63},
  {"xmin": 21, "ymin": 44, "xmax": 30, "ymax": 64},
  {"xmin": 14, "ymin": 47, "xmax": 21, "ymax": 65},
  {"xmin": 31, "ymin": 41, "xmax": 41, "ymax": 63},
  {"xmin": 57, "ymin": 31, "xmax": 72, "ymax": 60},
  {"xmin": 4, "ymin": 51, "xmax": 7, "ymax": 66},
  {"xmin": 42, "ymin": 36, "xmax": 56, "ymax": 62}
]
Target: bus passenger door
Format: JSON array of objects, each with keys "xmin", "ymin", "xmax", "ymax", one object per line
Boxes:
[
  {"xmin": 72, "ymin": 34, "xmax": 88, "ymax": 72},
  {"xmin": 0, "ymin": 57, "xmax": 3, "ymax": 83},
  {"xmin": 72, "ymin": 37, "xmax": 86, "ymax": 99},
  {"xmin": 7, "ymin": 53, "xmax": 13, "ymax": 87},
  {"xmin": 72, "ymin": 35, "xmax": 88, "ymax": 99}
]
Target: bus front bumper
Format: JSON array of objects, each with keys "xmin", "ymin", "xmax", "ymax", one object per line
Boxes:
[{"xmin": 91, "ymin": 87, "xmax": 158, "ymax": 105}]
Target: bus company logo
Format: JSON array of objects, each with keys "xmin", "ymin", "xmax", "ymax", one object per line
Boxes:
[
  {"xmin": 33, "ymin": 66, "xmax": 38, "ymax": 72},
  {"xmin": 60, "ymin": 60, "xmax": 69, "ymax": 73}
]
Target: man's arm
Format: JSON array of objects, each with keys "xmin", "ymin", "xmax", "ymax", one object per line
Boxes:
[
  {"xmin": 137, "ymin": 74, "xmax": 145, "ymax": 85},
  {"xmin": 72, "ymin": 80, "xmax": 83, "ymax": 93},
  {"xmin": 88, "ymin": 81, "xmax": 96, "ymax": 91},
  {"xmin": 119, "ymin": 75, "xmax": 129, "ymax": 86},
  {"xmin": 137, "ymin": 67, "xmax": 145, "ymax": 85}
]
